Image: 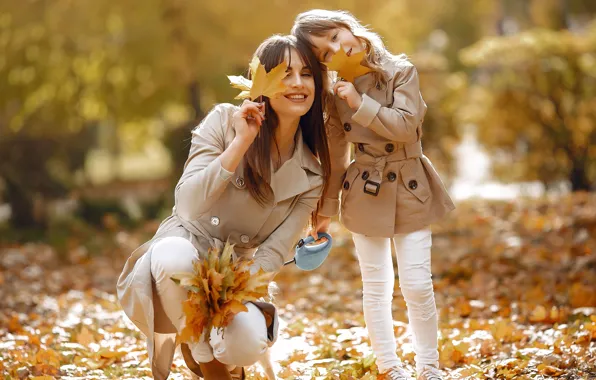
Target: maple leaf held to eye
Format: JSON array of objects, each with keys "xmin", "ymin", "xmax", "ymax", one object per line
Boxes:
[
  {"xmin": 324, "ymin": 46, "xmax": 373, "ymax": 83},
  {"xmin": 228, "ymin": 56, "xmax": 288, "ymax": 100}
]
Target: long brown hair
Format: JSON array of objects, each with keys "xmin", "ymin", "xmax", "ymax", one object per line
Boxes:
[
  {"xmin": 243, "ymin": 35, "xmax": 330, "ymax": 224},
  {"xmin": 291, "ymin": 9, "xmax": 404, "ymax": 89}
]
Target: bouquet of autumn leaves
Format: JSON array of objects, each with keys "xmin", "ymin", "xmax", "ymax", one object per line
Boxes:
[{"xmin": 171, "ymin": 242, "xmax": 270, "ymax": 343}]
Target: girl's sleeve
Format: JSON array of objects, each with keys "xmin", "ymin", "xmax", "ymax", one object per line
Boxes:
[{"xmin": 351, "ymin": 62, "xmax": 427, "ymax": 144}]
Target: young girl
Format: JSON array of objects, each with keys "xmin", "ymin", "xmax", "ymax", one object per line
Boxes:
[
  {"xmin": 117, "ymin": 35, "xmax": 330, "ymax": 380},
  {"xmin": 292, "ymin": 10, "xmax": 455, "ymax": 380}
]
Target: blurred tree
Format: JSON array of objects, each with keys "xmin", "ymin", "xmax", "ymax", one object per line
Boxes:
[
  {"xmin": 0, "ymin": 0, "xmax": 181, "ymax": 227},
  {"xmin": 460, "ymin": 22, "xmax": 596, "ymax": 190},
  {"xmin": 14, "ymin": 0, "xmax": 594, "ymax": 227},
  {"xmin": 415, "ymin": 53, "xmax": 468, "ymax": 181}
]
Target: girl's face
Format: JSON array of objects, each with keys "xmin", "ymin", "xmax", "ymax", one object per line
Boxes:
[
  {"xmin": 308, "ymin": 27, "xmax": 363, "ymax": 63},
  {"xmin": 269, "ymin": 47, "xmax": 315, "ymax": 119}
]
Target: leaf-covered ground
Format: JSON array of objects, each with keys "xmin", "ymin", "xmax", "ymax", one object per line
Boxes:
[{"xmin": 1, "ymin": 194, "xmax": 596, "ymax": 379}]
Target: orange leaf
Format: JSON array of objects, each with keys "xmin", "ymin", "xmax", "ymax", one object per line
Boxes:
[
  {"xmin": 529, "ymin": 305, "xmax": 547, "ymax": 323},
  {"xmin": 537, "ymin": 364, "xmax": 564, "ymax": 376},
  {"xmin": 97, "ymin": 348, "xmax": 127, "ymax": 360},
  {"xmin": 35, "ymin": 349, "xmax": 61, "ymax": 368}
]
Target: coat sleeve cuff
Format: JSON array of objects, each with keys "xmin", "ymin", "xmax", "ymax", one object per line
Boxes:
[
  {"xmin": 253, "ymin": 254, "xmax": 284, "ymax": 273},
  {"xmin": 219, "ymin": 163, "xmax": 234, "ymax": 181},
  {"xmin": 351, "ymin": 94, "xmax": 382, "ymax": 127},
  {"xmin": 318, "ymin": 197, "xmax": 340, "ymax": 217}
]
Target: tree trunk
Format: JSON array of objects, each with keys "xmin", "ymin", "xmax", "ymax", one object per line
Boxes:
[
  {"xmin": 569, "ymin": 158, "xmax": 592, "ymax": 191},
  {"xmin": 4, "ymin": 178, "xmax": 44, "ymax": 228},
  {"xmin": 189, "ymin": 80, "xmax": 203, "ymax": 121}
]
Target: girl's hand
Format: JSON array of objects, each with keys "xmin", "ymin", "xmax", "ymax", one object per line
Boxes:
[
  {"xmin": 333, "ymin": 80, "xmax": 362, "ymax": 110},
  {"xmin": 309, "ymin": 215, "xmax": 331, "ymax": 242},
  {"xmin": 232, "ymin": 99, "xmax": 265, "ymax": 145}
]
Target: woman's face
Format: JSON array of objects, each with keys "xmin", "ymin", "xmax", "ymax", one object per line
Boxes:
[
  {"xmin": 268, "ymin": 47, "xmax": 315, "ymax": 119},
  {"xmin": 308, "ymin": 27, "xmax": 363, "ymax": 63}
]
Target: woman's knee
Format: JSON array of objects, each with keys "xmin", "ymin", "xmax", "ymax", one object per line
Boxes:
[
  {"xmin": 150, "ymin": 236, "xmax": 197, "ymax": 281},
  {"xmin": 210, "ymin": 303, "xmax": 269, "ymax": 366}
]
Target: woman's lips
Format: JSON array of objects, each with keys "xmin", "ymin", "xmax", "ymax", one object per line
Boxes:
[{"xmin": 285, "ymin": 94, "xmax": 308, "ymax": 103}]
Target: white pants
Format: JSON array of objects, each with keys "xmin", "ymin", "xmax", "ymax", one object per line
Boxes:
[
  {"xmin": 150, "ymin": 236, "xmax": 270, "ymax": 367},
  {"xmin": 352, "ymin": 227, "xmax": 439, "ymax": 373}
]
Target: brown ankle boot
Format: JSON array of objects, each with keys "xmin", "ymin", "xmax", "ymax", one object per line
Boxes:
[
  {"xmin": 181, "ymin": 343, "xmax": 245, "ymax": 379},
  {"xmin": 230, "ymin": 366, "xmax": 245, "ymax": 379},
  {"xmin": 181, "ymin": 343, "xmax": 203, "ymax": 378}
]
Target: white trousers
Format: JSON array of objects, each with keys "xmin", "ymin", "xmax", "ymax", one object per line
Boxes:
[
  {"xmin": 352, "ymin": 227, "xmax": 439, "ymax": 373},
  {"xmin": 150, "ymin": 236, "xmax": 269, "ymax": 367}
]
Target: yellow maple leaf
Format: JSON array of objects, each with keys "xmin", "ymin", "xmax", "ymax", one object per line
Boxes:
[
  {"xmin": 325, "ymin": 46, "xmax": 373, "ymax": 83},
  {"xmin": 228, "ymin": 56, "xmax": 288, "ymax": 100},
  {"xmin": 76, "ymin": 326, "xmax": 95, "ymax": 346}
]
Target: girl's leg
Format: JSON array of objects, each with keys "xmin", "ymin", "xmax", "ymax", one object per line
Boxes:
[
  {"xmin": 352, "ymin": 233, "xmax": 402, "ymax": 373},
  {"xmin": 393, "ymin": 227, "xmax": 439, "ymax": 372}
]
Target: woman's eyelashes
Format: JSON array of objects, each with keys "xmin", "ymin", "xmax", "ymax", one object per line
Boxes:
[{"xmin": 284, "ymin": 69, "xmax": 312, "ymax": 79}]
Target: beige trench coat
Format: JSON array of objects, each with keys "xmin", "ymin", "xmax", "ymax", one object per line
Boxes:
[
  {"xmin": 319, "ymin": 57, "xmax": 455, "ymax": 236},
  {"xmin": 117, "ymin": 104, "xmax": 324, "ymax": 379}
]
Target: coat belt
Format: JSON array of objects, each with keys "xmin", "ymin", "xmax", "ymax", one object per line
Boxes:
[{"xmin": 354, "ymin": 141, "xmax": 422, "ymax": 185}]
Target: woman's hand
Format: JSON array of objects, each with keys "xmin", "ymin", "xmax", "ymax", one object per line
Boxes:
[
  {"xmin": 232, "ymin": 99, "xmax": 265, "ymax": 145},
  {"xmin": 333, "ymin": 80, "xmax": 362, "ymax": 110}
]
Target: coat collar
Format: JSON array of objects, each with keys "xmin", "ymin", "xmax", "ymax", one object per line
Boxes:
[{"xmin": 230, "ymin": 124, "xmax": 323, "ymax": 203}]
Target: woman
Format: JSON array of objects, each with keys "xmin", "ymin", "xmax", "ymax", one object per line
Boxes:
[{"xmin": 117, "ymin": 35, "xmax": 330, "ymax": 380}]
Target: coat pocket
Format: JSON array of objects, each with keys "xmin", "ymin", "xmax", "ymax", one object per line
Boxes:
[{"xmin": 399, "ymin": 160, "xmax": 430, "ymax": 203}]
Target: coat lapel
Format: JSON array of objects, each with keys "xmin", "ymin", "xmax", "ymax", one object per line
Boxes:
[
  {"xmin": 228, "ymin": 123, "xmax": 323, "ymax": 203},
  {"xmin": 271, "ymin": 130, "xmax": 322, "ymax": 203}
]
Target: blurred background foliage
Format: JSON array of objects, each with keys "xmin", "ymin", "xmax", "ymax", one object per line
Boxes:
[{"xmin": 0, "ymin": 0, "xmax": 595, "ymax": 231}]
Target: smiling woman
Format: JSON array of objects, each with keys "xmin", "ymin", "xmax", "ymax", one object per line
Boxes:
[{"xmin": 116, "ymin": 35, "xmax": 331, "ymax": 380}]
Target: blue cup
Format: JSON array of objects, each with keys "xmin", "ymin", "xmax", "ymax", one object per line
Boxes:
[{"xmin": 284, "ymin": 232, "xmax": 333, "ymax": 271}]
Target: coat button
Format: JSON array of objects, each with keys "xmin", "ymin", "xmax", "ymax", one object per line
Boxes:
[
  {"xmin": 240, "ymin": 234, "xmax": 250, "ymax": 244},
  {"xmin": 236, "ymin": 177, "xmax": 245, "ymax": 187},
  {"xmin": 343, "ymin": 123, "xmax": 352, "ymax": 132},
  {"xmin": 358, "ymin": 143, "xmax": 365, "ymax": 152},
  {"xmin": 385, "ymin": 143, "xmax": 395, "ymax": 153},
  {"xmin": 343, "ymin": 181, "xmax": 350, "ymax": 190},
  {"xmin": 210, "ymin": 216, "xmax": 220, "ymax": 226},
  {"xmin": 362, "ymin": 171, "xmax": 369, "ymax": 180},
  {"xmin": 408, "ymin": 180, "xmax": 418, "ymax": 190},
  {"xmin": 387, "ymin": 172, "xmax": 397, "ymax": 182}
]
